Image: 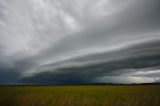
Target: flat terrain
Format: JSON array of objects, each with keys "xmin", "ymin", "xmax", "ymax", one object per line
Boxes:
[{"xmin": 0, "ymin": 85, "xmax": 160, "ymax": 106}]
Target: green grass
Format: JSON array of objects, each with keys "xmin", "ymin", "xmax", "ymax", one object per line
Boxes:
[{"xmin": 0, "ymin": 85, "xmax": 160, "ymax": 106}]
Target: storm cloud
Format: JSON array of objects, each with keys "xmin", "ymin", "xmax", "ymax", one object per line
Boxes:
[{"xmin": 0, "ymin": 0, "xmax": 160, "ymax": 84}]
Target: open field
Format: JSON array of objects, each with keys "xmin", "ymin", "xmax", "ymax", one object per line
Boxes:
[{"xmin": 0, "ymin": 85, "xmax": 160, "ymax": 106}]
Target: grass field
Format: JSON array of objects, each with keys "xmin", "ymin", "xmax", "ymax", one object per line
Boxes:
[{"xmin": 0, "ymin": 85, "xmax": 160, "ymax": 106}]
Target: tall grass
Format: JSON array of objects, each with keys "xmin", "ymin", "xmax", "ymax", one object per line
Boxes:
[{"xmin": 0, "ymin": 85, "xmax": 160, "ymax": 106}]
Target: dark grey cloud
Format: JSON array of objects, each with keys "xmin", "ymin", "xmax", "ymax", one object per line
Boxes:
[
  {"xmin": 0, "ymin": 68, "xmax": 21, "ymax": 85},
  {"xmin": 21, "ymin": 40, "xmax": 160, "ymax": 84},
  {"xmin": 0, "ymin": 0, "xmax": 160, "ymax": 84}
]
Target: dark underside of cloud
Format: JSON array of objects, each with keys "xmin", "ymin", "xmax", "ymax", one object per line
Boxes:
[
  {"xmin": 0, "ymin": 69, "xmax": 20, "ymax": 85},
  {"xmin": 20, "ymin": 40, "xmax": 160, "ymax": 84}
]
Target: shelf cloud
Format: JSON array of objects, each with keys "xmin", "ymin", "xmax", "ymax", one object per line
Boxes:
[{"xmin": 0, "ymin": 0, "xmax": 160, "ymax": 84}]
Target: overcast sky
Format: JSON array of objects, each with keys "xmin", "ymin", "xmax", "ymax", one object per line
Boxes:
[{"xmin": 0, "ymin": 0, "xmax": 160, "ymax": 85}]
